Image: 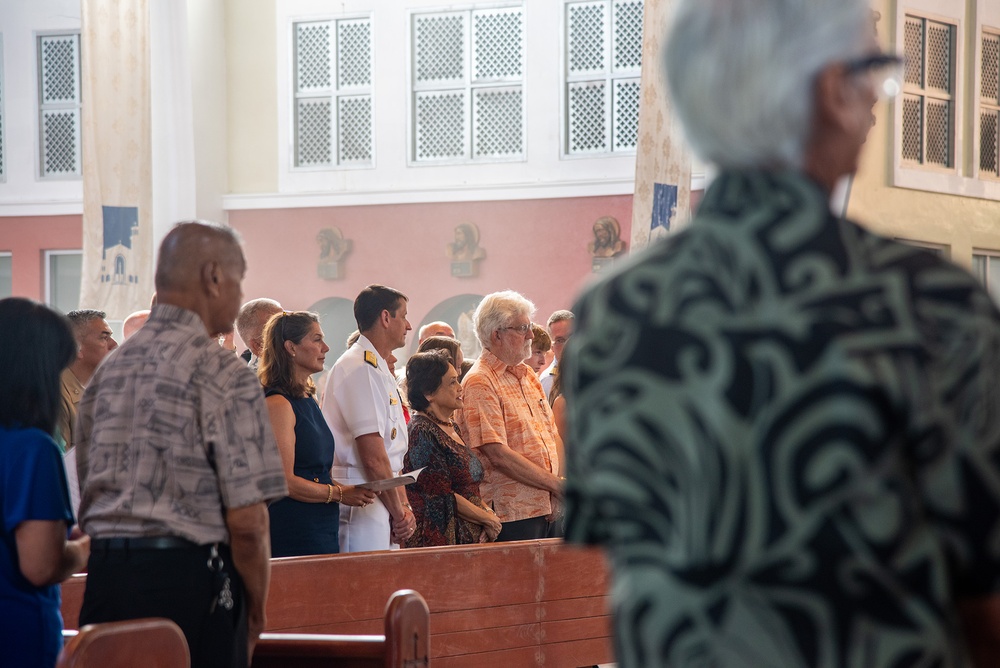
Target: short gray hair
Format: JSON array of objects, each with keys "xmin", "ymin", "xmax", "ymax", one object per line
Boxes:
[
  {"xmin": 236, "ymin": 298, "xmax": 282, "ymax": 346},
  {"xmin": 547, "ymin": 310, "xmax": 574, "ymax": 329},
  {"xmin": 474, "ymin": 291, "xmax": 535, "ymax": 349},
  {"xmin": 664, "ymin": 0, "xmax": 870, "ymax": 169},
  {"xmin": 66, "ymin": 309, "xmax": 107, "ymax": 338}
]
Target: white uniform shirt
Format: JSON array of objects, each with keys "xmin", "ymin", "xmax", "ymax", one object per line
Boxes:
[
  {"xmin": 539, "ymin": 361, "xmax": 558, "ymax": 398},
  {"xmin": 322, "ymin": 334, "xmax": 408, "ymax": 477}
]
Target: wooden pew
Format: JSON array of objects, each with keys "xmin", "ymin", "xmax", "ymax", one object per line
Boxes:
[
  {"xmin": 253, "ymin": 589, "xmax": 429, "ymax": 668},
  {"xmin": 63, "ymin": 539, "xmax": 613, "ymax": 667},
  {"xmin": 58, "ymin": 618, "xmax": 190, "ymax": 668}
]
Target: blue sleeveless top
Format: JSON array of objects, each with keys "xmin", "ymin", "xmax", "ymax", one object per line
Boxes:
[{"xmin": 264, "ymin": 389, "xmax": 339, "ymax": 556}]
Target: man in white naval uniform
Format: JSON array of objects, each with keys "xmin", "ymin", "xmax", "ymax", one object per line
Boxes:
[{"xmin": 322, "ymin": 285, "xmax": 417, "ymax": 552}]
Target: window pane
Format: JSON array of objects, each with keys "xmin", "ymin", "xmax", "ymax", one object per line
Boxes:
[
  {"xmin": 973, "ymin": 254, "xmax": 988, "ymax": 284},
  {"xmin": 49, "ymin": 252, "xmax": 81, "ymax": 314},
  {"xmin": 988, "ymin": 257, "xmax": 1000, "ymax": 301},
  {"xmin": 0, "ymin": 255, "xmax": 11, "ymax": 299}
]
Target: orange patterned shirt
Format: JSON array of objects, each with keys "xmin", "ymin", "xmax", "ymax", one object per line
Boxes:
[{"xmin": 457, "ymin": 348, "xmax": 560, "ymax": 522}]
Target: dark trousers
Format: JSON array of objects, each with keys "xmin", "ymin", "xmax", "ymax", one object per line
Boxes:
[
  {"xmin": 80, "ymin": 542, "xmax": 247, "ymax": 668},
  {"xmin": 496, "ymin": 516, "xmax": 550, "ymax": 542}
]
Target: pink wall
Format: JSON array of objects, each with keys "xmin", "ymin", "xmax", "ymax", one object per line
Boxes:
[
  {"xmin": 0, "ymin": 215, "xmax": 83, "ymax": 300},
  {"xmin": 230, "ymin": 195, "xmax": 633, "ymax": 348}
]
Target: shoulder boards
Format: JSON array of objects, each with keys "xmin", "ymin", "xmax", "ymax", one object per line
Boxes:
[{"xmin": 364, "ymin": 350, "xmax": 378, "ymax": 368}]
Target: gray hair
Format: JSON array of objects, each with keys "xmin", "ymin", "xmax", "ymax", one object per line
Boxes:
[
  {"xmin": 664, "ymin": 0, "xmax": 870, "ymax": 169},
  {"xmin": 66, "ymin": 309, "xmax": 107, "ymax": 338},
  {"xmin": 236, "ymin": 298, "xmax": 282, "ymax": 347},
  {"xmin": 474, "ymin": 290, "xmax": 535, "ymax": 349},
  {"xmin": 547, "ymin": 309, "xmax": 574, "ymax": 329}
]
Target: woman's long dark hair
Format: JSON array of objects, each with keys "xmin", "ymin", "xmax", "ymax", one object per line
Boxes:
[
  {"xmin": 258, "ymin": 311, "xmax": 321, "ymax": 397},
  {"xmin": 0, "ymin": 298, "xmax": 77, "ymax": 434}
]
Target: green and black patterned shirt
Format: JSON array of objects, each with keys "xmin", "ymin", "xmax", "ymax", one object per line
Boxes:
[{"xmin": 564, "ymin": 169, "xmax": 1000, "ymax": 668}]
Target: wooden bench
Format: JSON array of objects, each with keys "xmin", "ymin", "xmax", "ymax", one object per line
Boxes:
[
  {"xmin": 254, "ymin": 589, "xmax": 429, "ymax": 668},
  {"xmin": 63, "ymin": 539, "xmax": 613, "ymax": 667},
  {"xmin": 58, "ymin": 618, "xmax": 190, "ymax": 668}
]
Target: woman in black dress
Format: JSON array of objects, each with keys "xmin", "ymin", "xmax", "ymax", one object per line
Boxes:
[{"xmin": 258, "ymin": 311, "xmax": 375, "ymax": 556}]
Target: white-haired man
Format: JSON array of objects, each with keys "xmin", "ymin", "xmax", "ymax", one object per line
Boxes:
[
  {"xmin": 236, "ymin": 298, "xmax": 283, "ymax": 368},
  {"xmin": 563, "ymin": 0, "xmax": 1000, "ymax": 665},
  {"xmin": 457, "ymin": 291, "xmax": 562, "ymax": 542}
]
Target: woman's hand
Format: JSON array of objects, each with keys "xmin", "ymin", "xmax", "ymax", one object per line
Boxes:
[
  {"xmin": 479, "ymin": 507, "xmax": 502, "ymax": 541},
  {"xmin": 340, "ymin": 484, "xmax": 377, "ymax": 507}
]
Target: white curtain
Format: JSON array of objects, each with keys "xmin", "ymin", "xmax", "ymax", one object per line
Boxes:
[{"xmin": 79, "ymin": 0, "xmax": 153, "ymax": 318}]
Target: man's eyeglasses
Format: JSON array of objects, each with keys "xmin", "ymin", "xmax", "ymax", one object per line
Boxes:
[
  {"xmin": 502, "ymin": 324, "xmax": 531, "ymax": 335},
  {"xmin": 843, "ymin": 53, "xmax": 905, "ymax": 99}
]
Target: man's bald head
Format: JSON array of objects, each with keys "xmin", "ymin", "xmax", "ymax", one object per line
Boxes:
[
  {"xmin": 154, "ymin": 221, "xmax": 246, "ymax": 336},
  {"xmin": 155, "ymin": 221, "xmax": 244, "ymax": 293},
  {"xmin": 418, "ymin": 321, "xmax": 455, "ymax": 343},
  {"xmin": 122, "ymin": 310, "xmax": 151, "ymax": 339}
]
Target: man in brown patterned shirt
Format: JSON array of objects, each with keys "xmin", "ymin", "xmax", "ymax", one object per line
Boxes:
[{"xmin": 76, "ymin": 221, "xmax": 287, "ymax": 668}]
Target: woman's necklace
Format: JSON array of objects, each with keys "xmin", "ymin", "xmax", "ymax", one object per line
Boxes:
[{"xmin": 422, "ymin": 410, "xmax": 455, "ymax": 428}]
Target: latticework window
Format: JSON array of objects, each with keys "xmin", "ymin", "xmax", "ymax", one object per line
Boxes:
[
  {"xmin": 901, "ymin": 16, "xmax": 955, "ymax": 169},
  {"xmin": 293, "ymin": 17, "xmax": 373, "ymax": 168},
  {"xmin": 981, "ymin": 31, "xmax": 1000, "ymax": 179},
  {"xmin": 565, "ymin": 0, "xmax": 643, "ymax": 156},
  {"xmin": 37, "ymin": 33, "xmax": 81, "ymax": 178},
  {"xmin": 411, "ymin": 6, "xmax": 525, "ymax": 163}
]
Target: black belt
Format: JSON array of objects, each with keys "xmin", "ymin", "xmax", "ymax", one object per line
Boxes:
[{"xmin": 92, "ymin": 536, "xmax": 200, "ymax": 551}]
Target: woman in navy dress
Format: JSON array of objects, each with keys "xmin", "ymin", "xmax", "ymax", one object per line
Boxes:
[
  {"xmin": 258, "ymin": 311, "xmax": 375, "ymax": 557},
  {"xmin": 0, "ymin": 298, "xmax": 90, "ymax": 667}
]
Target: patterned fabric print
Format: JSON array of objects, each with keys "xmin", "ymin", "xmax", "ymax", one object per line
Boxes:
[
  {"xmin": 458, "ymin": 348, "xmax": 560, "ymax": 522},
  {"xmin": 77, "ymin": 305, "xmax": 288, "ymax": 544},
  {"xmin": 403, "ymin": 415, "xmax": 486, "ymax": 547},
  {"xmin": 563, "ymin": 169, "xmax": 1000, "ymax": 668}
]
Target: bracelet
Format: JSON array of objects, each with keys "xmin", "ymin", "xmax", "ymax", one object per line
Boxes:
[
  {"xmin": 325, "ymin": 484, "xmax": 334, "ymax": 504},
  {"xmin": 334, "ymin": 483, "xmax": 343, "ymax": 503}
]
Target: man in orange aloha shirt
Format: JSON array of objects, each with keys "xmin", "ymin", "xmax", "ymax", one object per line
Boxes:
[{"xmin": 457, "ymin": 291, "xmax": 564, "ymax": 541}]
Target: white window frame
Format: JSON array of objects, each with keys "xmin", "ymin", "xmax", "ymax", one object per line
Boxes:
[
  {"xmin": 892, "ymin": 1, "xmax": 1000, "ymax": 201},
  {"xmin": 43, "ymin": 249, "xmax": 82, "ymax": 312},
  {"xmin": 291, "ymin": 13, "xmax": 374, "ymax": 171},
  {"xmin": 36, "ymin": 31, "xmax": 82, "ymax": 180},
  {"xmin": 895, "ymin": 238, "xmax": 950, "ymax": 258},
  {"xmin": 407, "ymin": 3, "xmax": 526, "ymax": 166},
  {"xmin": 560, "ymin": 0, "xmax": 643, "ymax": 159},
  {"xmin": 973, "ymin": 250, "xmax": 1000, "ymax": 305},
  {"xmin": 0, "ymin": 251, "xmax": 11, "ymax": 299}
]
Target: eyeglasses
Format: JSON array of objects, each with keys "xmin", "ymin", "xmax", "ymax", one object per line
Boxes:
[
  {"xmin": 501, "ymin": 324, "xmax": 531, "ymax": 335},
  {"xmin": 843, "ymin": 53, "xmax": 905, "ymax": 99}
]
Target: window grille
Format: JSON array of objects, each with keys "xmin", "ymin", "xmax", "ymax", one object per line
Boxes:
[
  {"xmin": 411, "ymin": 6, "xmax": 525, "ymax": 163},
  {"xmin": 981, "ymin": 31, "xmax": 1000, "ymax": 179},
  {"xmin": 901, "ymin": 16, "xmax": 955, "ymax": 168},
  {"xmin": 293, "ymin": 17, "xmax": 372, "ymax": 168},
  {"xmin": 38, "ymin": 33, "xmax": 81, "ymax": 178},
  {"xmin": 565, "ymin": 0, "xmax": 643, "ymax": 156}
]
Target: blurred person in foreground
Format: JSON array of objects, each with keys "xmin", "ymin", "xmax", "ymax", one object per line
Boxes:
[
  {"xmin": 0, "ymin": 298, "xmax": 90, "ymax": 668},
  {"xmin": 402, "ymin": 350, "xmax": 501, "ymax": 547},
  {"xmin": 562, "ymin": 0, "xmax": 1000, "ymax": 666},
  {"xmin": 258, "ymin": 311, "xmax": 375, "ymax": 557}
]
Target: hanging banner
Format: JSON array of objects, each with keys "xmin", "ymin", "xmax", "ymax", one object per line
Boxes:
[
  {"xmin": 79, "ymin": 0, "xmax": 153, "ymax": 319},
  {"xmin": 630, "ymin": 0, "xmax": 692, "ymax": 252}
]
